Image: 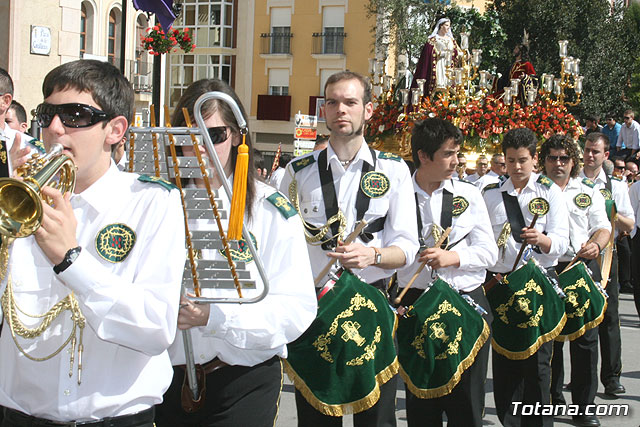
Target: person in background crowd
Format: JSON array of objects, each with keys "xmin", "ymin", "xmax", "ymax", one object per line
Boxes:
[
  {"xmin": 585, "ymin": 115, "xmax": 603, "ymax": 137},
  {"xmin": 5, "ymin": 100, "xmax": 29, "ymax": 134},
  {"xmin": 467, "ymin": 154, "xmax": 489, "ymax": 183},
  {"xmin": 624, "ymin": 160, "xmax": 638, "ymax": 184},
  {"xmin": 612, "ymin": 157, "xmax": 626, "ymax": 179},
  {"xmin": 254, "ymin": 148, "xmax": 268, "ymax": 181},
  {"xmin": 269, "ymin": 152, "xmax": 292, "ymax": 189},
  {"xmin": 475, "ymin": 153, "xmax": 506, "ymax": 190},
  {"xmin": 617, "ymin": 110, "xmax": 640, "ymax": 159},
  {"xmin": 454, "ymin": 152, "xmax": 468, "ymax": 180},
  {"xmin": 603, "ymin": 113, "xmax": 622, "ymax": 155}
]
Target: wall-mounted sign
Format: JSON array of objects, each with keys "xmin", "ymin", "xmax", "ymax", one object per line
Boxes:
[{"xmin": 30, "ymin": 26, "xmax": 52, "ymax": 56}]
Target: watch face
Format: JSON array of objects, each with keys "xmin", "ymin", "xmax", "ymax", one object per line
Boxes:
[{"xmin": 69, "ymin": 250, "xmax": 80, "ymax": 262}]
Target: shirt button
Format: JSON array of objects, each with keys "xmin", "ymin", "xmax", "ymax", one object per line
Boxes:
[
  {"xmin": 200, "ymin": 354, "xmax": 206, "ymax": 360},
  {"xmin": 313, "ymin": 206, "xmax": 319, "ymax": 212},
  {"xmin": 303, "ymin": 208, "xmax": 308, "ymax": 213},
  {"xmin": 64, "ymin": 389, "xmax": 70, "ymax": 396}
]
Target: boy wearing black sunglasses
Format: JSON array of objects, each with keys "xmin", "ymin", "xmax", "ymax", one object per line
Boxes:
[{"xmin": 0, "ymin": 59, "xmax": 185, "ymax": 426}]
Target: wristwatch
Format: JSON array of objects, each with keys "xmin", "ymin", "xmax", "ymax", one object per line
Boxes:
[
  {"xmin": 373, "ymin": 247, "xmax": 382, "ymax": 265},
  {"xmin": 53, "ymin": 246, "xmax": 82, "ymax": 274}
]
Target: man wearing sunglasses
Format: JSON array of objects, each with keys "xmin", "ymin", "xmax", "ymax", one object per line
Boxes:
[
  {"xmin": 0, "ymin": 59, "xmax": 185, "ymax": 427},
  {"xmin": 475, "ymin": 153, "xmax": 506, "ymax": 191},
  {"xmin": 541, "ymin": 134, "xmax": 610, "ymax": 427},
  {"xmin": 616, "ymin": 110, "xmax": 640, "ymax": 159},
  {"xmin": 580, "ymin": 132, "xmax": 634, "ymax": 399}
]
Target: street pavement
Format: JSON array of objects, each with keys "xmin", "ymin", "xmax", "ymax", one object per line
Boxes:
[{"xmin": 276, "ymin": 292, "xmax": 640, "ymax": 426}]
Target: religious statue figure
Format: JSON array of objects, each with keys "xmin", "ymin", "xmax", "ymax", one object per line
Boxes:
[{"xmin": 411, "ymin": 17, "xmax": 461, "ymax": 97}]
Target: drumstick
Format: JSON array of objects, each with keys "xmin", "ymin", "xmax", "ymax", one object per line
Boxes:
[
  {"xmin": 560, "ymin": 234, "xmax": 597, "ymax": 274},
  {"xmin": 313, "ymin": 220, "xmax": 369, "ymax": 286},
  {"xmin": 511, "ymin": 213, "xmax": 539, "ymax": 271},
  {"xmin": 393, "ymin": 227, "xmax": 452, "ymax": 305}
]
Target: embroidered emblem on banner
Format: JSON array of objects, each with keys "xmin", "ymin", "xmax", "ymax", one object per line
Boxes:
[
  {"xmin": 360, "ymin": 171, "xmax": 390, "ymax": 198},
  {"xmin": 528, "ymin": 197, "xmax": 549, "ymax": 215},
  {"xmin": 599, "ymin": 188, "xmax": 612, "ymax": 201},
  {"xmin": 95, "ymin": 223, "xmax": 136, "ymax": 263},
  {"xmin": 219, "ymin": 232, "xmax": 257, "ymax": 262},
  {"xmin": 410, "ymin": 299, "xmax": 462, "ymax": 360},
  {"xmin": 312, "ymin": 293, "xmax": 379, "ymax": 364},
  {"xmin": 574, "ymin": 193, "xmax": 592, "ymax": 209},
  {"xmin": 452, "ymin": 196, "xmax": 469, "ymax": 217}
]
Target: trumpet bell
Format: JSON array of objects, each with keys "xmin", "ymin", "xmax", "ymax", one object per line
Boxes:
[
  {"xmin": 0, "ymin": 178, "xmax": 44, "ymax": 238},
  {"xmin": 0, "ymin": 143, "xmax": 75, "ymax": 239}
]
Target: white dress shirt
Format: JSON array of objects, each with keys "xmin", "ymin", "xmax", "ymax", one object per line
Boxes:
[
  {"xmin": 579, "ymin": 168, "xmax": 634, "ymax": 238},
  {"xmin": 396, "ymin": 176, "xmax": 498, "ymax": 292},
  {"xmin": 474, "ymin": 170, "xmax": 501, "ymax": 190},
  {"xmin": 558, "ymin": 177, "xmax": 611, "ymax": 262},
  {"xmin": 169, "ymin": 180, "xmax": 317, "ymax": 367},
  {"xmin": 616, "ymin": 119, "xmax": 640, "ymax": 150},
  {"xmin": 483, "ymin": 173, "xmax": 569, "ymax": 273},
  {"xmin": 0, "ymin": 163, "xmax": 185, "ymax": 422},
  {"xmin": 280, "ymin": 141, "xmax": 419, "ymax": 285}
]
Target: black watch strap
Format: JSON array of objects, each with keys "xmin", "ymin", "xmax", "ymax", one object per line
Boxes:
[{"xmin": 53, "ymin": 246, "xmax": 82, "ymax": 274}]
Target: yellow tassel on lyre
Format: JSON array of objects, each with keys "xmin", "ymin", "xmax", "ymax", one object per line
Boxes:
[{"xmin": 227, "ymin": 133, "xmax": 248, "ymax": 240}]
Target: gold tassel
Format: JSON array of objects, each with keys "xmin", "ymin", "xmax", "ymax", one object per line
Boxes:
[{"xmin": 227, "ymin": 133, "xmax": 249, "ymax": 240}]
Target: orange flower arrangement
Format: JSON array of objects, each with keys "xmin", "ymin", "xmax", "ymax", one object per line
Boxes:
[{"xmin": 141, "ymin": 25, "xmax": 195, "ymax": 56}]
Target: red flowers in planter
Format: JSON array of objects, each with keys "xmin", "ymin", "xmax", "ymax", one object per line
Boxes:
[{"xmin": 141, "ymin": 25, "xmax": 196, "ymax": 55}]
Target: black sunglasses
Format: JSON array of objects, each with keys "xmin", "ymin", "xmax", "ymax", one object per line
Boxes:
[
  {"xmin": 624, "ymin": 116, "xmax": 632, "ymax": 120},
  {"xmin": 614, "ymin": 165, "xmax": 625, "ymax": 170},
  {"xmin": 546, "ymin": 155, "xmax": 571, "ymax": 164},
  {"xmin": 36, "ymin": 103, "xmax": 112, "ymax": 128},
  {"xmin": 207, "ymin": 126, "xmax": 230, "ymax": 144}
]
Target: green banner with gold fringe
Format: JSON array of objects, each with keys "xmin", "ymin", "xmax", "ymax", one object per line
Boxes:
[
  {"xmin": 284, "ymin": 270, "xmax": 398, "ymax": 416},
  {"xmin": 556, "ymin": 262, "xmax": 607, "ymax": 341},
  {"xmin": 397, "ymin": 278, "xmax": 489, "ymax": 399},
  {"xmin": 487, "ymin": 260, "xmax": 566, "ymax": 360}
]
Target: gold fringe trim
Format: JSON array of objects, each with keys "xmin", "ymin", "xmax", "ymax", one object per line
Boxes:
[
  {"xmin": 399, "ymin": 318, "xmax": 490, "ymax": 399},
  {"xmin": 556, "ymin": 299, "xmax": 608, "ymax": 342},
  {"xmin": 491, "ymin": 313, "xmax": 567, "ymax": 360},
  {"xmin": 283, "ymin": 357, "xmax": 399, "ymax": 417}
]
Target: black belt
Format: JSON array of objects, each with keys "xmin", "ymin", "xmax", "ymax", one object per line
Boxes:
[{"xmin": 3, "ymin": 407, "xmax": 154, "ymax": 427}]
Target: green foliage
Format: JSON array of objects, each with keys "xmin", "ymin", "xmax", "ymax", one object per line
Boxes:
[
  {"xmin": 367, "ymin": 0, "xmax": 640, "ymax": 119},
  {"xmin": 490, "ymin": 0, "xmax": 640, "ymax": 118}
]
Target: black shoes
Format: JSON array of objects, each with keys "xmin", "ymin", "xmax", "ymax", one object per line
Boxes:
[
  {"xmin": 572, "ymin": 414, "xmax": 600, "ymax": 426},
  {"xmin": 604, "ymin": 378, "xmax": 626, "ymax": 396}
]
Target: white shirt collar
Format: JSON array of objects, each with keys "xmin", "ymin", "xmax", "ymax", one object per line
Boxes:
[
  {"xmin": 326, "ymin": 139, "xmax": 373, "ymax": 169},
  {"xmin": 72, "ymin": 161, "xmax": 122, "ymax": 212}
]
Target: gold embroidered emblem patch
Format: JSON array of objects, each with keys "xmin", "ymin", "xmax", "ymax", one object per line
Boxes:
[
  {"xmin": 574, "ymin": 193, "xmax": 592, "ymax": 209},
  {"xmin": 95, "ymin": 223, "xmax": 136, "ymax": 263},
  {"xmin": 528, "ymin": 197, "xmax": 549, "ymax": 215},
  {"xmin": 219, "ymin": 232, "xmax": 257, "ymax": 263},
  {"xmin": 452, "ymin": 196, "xmax": 469, "ymax": 217},
  {"xmin": 360, "ymin": 171, "xmax": 390, "ymax": 198},
  {"xmin": 599, "ymin": 188, "xmax": 612, "ymax": 201}
]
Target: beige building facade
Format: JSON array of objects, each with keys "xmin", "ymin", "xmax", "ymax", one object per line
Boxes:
[{"xmin": 0, "ymin": 0, "xmax": 153, "ymax": 129}]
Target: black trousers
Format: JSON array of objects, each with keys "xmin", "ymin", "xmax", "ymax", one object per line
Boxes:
[
  {"xmin": 617, "ymin": 235, "xmax": 632, "ymax": 287},
  {"xmin": 492, "ymin": 341, "xmax": 553, "ymax": 427},
  {"xmin": 294, "ymin": 374, "xmax": 397, "ymax": 427},
  {"xmin": 550, "ymin": 327, "xmax": 599, "ymax": 408},
  {"xmin": 404, "ymin": 285, "xmax": 492, "ymax": 427},
  {"xmin": 155, "ymin": 356, "xmax": 282, "ymax": 427},
  {"xmin": 599, "ymin": 252, "xmax": 622, "ymax": 387},
  {"xmin": 630, "ymin": 228, "xmax": 640, "ymax": 317}
]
